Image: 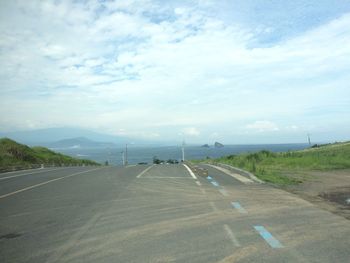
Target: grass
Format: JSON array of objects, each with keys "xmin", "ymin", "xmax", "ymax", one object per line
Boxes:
[
  {"xmin": 0, "ymin": 137, "xmax": 100, "ymax": 170},
  {"xmin": 198, "ymin": 142, "xmax": 350, "ymax": 185}
]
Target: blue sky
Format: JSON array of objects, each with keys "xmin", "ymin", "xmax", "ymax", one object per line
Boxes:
[{"xmin": 0, "ymin": 0, "xmax": 350, "ymax": 144}]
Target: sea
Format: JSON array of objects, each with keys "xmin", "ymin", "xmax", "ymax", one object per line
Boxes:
[{"xmin": 53, "ymin": 143, "xmax": 310, "ymax": 165}]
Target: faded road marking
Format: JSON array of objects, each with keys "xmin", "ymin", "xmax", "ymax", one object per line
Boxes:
[
  {"xmin": 209, "ymin": 201, "xmax": 218, "ymax": 212},
  {"xmin": 254, "ymin": 226, "xmax": 284, "ymax": 248},
  {"xmin": 224, "ymin": 224, "xmax": 241, "ymax": 247},
  {"xmin": 46, "ymin": 213, "xmax": 102, "ymax": 263},
  {"xmin": 231, "ymin": 202, "xmax": 247, "ymax": 213},
  {"xmin": 136, "ymin": 165, "xmax": 155, "ymax": 178},
  {"xmin": 219, "ymin": 188, "xmax": 229, "ymax": 196},
  {"xmin": 205, "ymin": 164, "xmax": 254, "ymax": 184},
  {"xmin": 183, "ymin": 164, "xmax": 198, "ymax": 179},
  {"xmin": 211, "ymin": 181, "xmax": 220, "ymax": 187},
  {"xmin": 195, "ymin": 180, "xmax": 201, "ymax": 186},
  {"xmin": 0, "ymin": 168, "xmax": 102, "ymax": 199}
]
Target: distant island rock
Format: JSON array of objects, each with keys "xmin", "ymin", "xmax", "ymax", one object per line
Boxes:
[
  {"xmin": 214, "ymin": 142, "xmax": 224, "ymax": 148},
  {"xmin": 201, "ymin": 144, "xmax": 210, "ymax": 148}
]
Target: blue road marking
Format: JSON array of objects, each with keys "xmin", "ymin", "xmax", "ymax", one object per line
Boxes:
[
  {"xmin": 211, "ymin": 181, "xmax": 220, "ymax": 187},
  {"xmin": 231, "ymin": 202, "xmax": 247, "ymax": 213},
  {"xmin": 207, "ymin": 176, "xmax": 213, "ymax": 180},
  {"xmin": 254, "ymin": 226, "xmax": 284, "ymax": 248}
]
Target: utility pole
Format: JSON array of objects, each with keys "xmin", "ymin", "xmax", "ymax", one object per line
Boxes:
[
  {"xmin": 125, "ymin": 143, "xmax": 128, "ymax": 165},
  {"xmin": 182, "ymin": 140, "xmax": 185, "ymax": 162}
]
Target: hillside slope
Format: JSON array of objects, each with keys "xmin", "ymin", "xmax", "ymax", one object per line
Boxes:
[{"xmin": 0, "ymin": 138, "xmax": 100, "ymax": 171}]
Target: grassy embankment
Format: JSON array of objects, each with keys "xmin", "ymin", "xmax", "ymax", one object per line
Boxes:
[
  {"xmin": 199, "ymin": 142, "xmax": 350, "ymax": 185},
  {"xmin": 0, "ymin": 138, "xmax": 100, "ymax": 171}
]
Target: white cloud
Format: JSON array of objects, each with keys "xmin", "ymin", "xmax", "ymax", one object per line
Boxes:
[
  {"xmin": 0, "ymin": 1, "xmax": 349, "ymax": 143},
  {"xmin": 246, "ymin": 121, "xmax": 280, "ymax": 132},
  {"xmin": 181, "ymin": 127, "xmax": 201, "ymax": 136}
]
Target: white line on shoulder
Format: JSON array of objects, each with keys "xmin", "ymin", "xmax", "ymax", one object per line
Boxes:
[{"xmin": 182, "ymin": 164, "xmax": 197, "ymax": 179}]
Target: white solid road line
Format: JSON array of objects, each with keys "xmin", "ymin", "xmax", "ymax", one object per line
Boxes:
[
  {"xmin": 0, "ymin": 168, "xmax": 102, "ymax": 199},
  {"xmin": 0, "ymin": 167, "xmax": 70, "ymax": 181},
  {"xmin": 206, "ymin": 164, "xmax": 254, "ymax": 184},
  {"xmin": 223, "ymin": 224, "xmax": 241, "ymax": 247},
  {"xmin": 141, "ymin": 176, "xmax": 193, "ymax": 179},
  {"xmin": 182, "ymin": 164, "xmax": 197, "ymax": 179},
  {"xmin": 136, "ymin": 165, "xmax": 155, "ymax": 178}
]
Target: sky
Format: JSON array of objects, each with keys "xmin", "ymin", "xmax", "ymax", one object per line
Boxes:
[{"xmin": 0, "ymin": 0, "xmax": 350, "ymax": 144}]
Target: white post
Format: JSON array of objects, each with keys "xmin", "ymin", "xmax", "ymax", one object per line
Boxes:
[
  {"xmin": 125, "ymin": 143, "xmax": 128, "ymax": 165},
  {"xmin": 121, "ymin": 151, "xmax": 125, "ymax": 166}
]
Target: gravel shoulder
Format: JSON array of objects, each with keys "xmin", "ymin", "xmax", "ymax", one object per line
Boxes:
[{"xmin": 281, "ymin": 169, "xmax": 350, "ymax": 219}]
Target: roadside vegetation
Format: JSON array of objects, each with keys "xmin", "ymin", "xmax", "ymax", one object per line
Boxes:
[
  {"xmin": 198, "ymin": 142, "xmax": 350, "ymax": 185},
  {"xmin": 0, "ymin": 138, "xmax": 100, "ymax": 171}
]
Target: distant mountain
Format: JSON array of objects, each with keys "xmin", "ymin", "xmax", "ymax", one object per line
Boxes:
[
  {"xmin": 0, "ymin": 127, "xmax": 130, "ymax": 146},
  {"xmin": 48, "ymin": 137, "xmax": 116, "ymax": 149}
]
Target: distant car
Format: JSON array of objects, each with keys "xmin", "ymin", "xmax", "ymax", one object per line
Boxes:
[{"xmin": 138, "ymin": 162, "xmax": 148, "ymax": 165}]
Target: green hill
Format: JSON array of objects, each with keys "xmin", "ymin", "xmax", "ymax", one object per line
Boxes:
[
  {"xmin": 0, "ymin": 138, "xmax": 100, "ymax": 171},
  {"xmin": 199, "ymin": 141, "xmax": 350, "ymax": 185}
]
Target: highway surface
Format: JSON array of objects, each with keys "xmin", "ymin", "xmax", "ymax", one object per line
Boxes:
[{"xmin": 0, "ymin": 164, "xmax": 349, "ymax": 262}]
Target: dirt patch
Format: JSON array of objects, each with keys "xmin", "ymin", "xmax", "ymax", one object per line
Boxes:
[
  {"xmin": 281, "ymin": 169, "xmax": 350, "ymax": 220},
  {"xmin": 319, "ymin": 187, "xmax": 350, "ymax": 207}
]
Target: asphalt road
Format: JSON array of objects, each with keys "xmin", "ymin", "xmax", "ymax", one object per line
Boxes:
[{"xmin": 0, "ymin": 164, "xmax": 349, "ymax": 262}]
